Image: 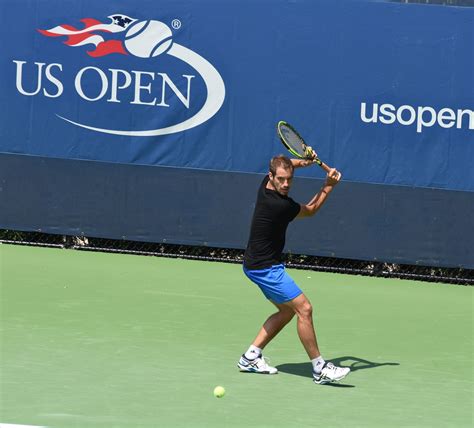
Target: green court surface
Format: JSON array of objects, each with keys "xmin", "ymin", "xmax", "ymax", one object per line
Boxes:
[{"xmin": 0, "ymin": 244, "xmax": 472, "ymax": 428}]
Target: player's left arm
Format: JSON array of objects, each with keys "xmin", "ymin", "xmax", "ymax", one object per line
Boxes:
[
  {"xmin": 291, "ymin": 146, "xmax": 317, "ymax": 168},
  {"xmin": 296, "ymin": 168, "xmax": 342, "ymax": 218},
  {"xmin": 291, "ymin": 159, "xmax": 314, "ymax": 168}
]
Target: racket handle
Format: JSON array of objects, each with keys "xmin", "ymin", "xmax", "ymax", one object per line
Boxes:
[{"xmin": 314, "ymin": 158, "xmax": 332, "ymax": 174}]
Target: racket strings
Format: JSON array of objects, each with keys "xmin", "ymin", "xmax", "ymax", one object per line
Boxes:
[{"xmin": 278, "ymin": 123, "xmax": 307, "ymax": 158}]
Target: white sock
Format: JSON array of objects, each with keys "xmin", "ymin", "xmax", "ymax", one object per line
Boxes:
[
  {"xmin": 312, "ymin": 356, "xmax": 326, "ymax": 373},
  {"xmin": 244, "ymin": 345, "xmax": 262, "ymax": 360}
]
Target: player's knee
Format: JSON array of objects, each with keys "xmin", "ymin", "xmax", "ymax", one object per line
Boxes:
[
  {"xmin": 285, "ymin": 310, "xmax": 296, "ymax": 322},
  {"xmin": 279, "ymin": 306, "xmax": 295, "ymax": 322},
  {"xmin": 298, "ymin": 301, "xmax": 313, "ymax": 320}
]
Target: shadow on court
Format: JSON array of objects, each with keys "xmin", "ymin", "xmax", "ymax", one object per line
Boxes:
[{"xmin": 276, "ymin": 356, "xmax": 399, "ymax": 387}]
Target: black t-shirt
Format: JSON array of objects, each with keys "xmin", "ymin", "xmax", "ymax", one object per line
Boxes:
[{"xmin": 244, "ymin": 175, "xmax": 301, "ymax": 270}]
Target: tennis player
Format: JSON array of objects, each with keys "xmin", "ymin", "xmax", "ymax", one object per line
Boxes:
[{"xmin": 238, "ymin": 155, "xmax": 350, "ymax": 384}]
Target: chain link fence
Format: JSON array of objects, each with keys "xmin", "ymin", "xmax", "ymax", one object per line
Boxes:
[
  {"xmin": 389, "ymin": 0, "xmax": 474, "ymax": 7},
  {"xmin": 1, "ymin": 229, "xmax": 472, "ymax": 285}
]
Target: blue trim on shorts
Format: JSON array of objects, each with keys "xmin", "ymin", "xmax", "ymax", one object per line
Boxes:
[{"xmin": 243, "ymin": 264, "xmax": 302, "ymax": 304}]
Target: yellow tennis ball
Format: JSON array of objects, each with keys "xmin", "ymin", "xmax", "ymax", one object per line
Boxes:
[{"xmin": 213, "ymin": 386, "xmax": 225, "ymax": 398}]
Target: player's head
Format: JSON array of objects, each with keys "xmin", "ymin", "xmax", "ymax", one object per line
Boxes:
[{"xmin": 269, "ymin": 155, "xmax": 294, "ymax": 196}]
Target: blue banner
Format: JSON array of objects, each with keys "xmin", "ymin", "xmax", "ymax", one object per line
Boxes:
[{"xmin": 1, "ymin": 0, "xmax": 473, "ymax": 191}]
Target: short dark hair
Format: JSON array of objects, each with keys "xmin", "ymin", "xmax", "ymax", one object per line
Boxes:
[{"xmin": 269, "ymin": 155, "xmax": 294, "ymax": 176}]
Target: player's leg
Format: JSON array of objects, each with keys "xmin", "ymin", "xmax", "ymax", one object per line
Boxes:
[
  {"xmin": 283, "ymin": 293, "xmax": 350, "ymax": 384},
  {"xmin": 238, "ymin": 264, "xmax": 301, "ymax": 374},
  {"xmin": 237, "ymin": 302, "xmax": 294, "ymax": 374},
  {"xmin": 282, "ymin": 293, "xmax": 320, "ymax": 359},
  {"xmin": 250, "ymin": 301, "xmax": 295, "ymax": 349}
]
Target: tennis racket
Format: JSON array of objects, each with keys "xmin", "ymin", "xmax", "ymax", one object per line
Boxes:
[{"xmin": 277, "ymin": 120, "xmax": 331, "ymax": 173}]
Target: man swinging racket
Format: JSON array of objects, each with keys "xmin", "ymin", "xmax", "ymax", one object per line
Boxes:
[{"xmin": 238, "ymin": 124, "xmax": 350, "ymax": 385}]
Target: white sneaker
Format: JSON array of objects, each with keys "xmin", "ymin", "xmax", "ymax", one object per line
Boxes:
[
  {"xmin": 313, "ymin": 362, "xmax": 350, "ymax": 384},
  {"xmin": 237, "ymin": 354, "xmax": 278, "ymax": 374}
]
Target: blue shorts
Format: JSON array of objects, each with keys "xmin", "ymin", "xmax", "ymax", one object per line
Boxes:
[{"xmin": 243, "ymin": 264, "xmax": 303, "ymax": 304}]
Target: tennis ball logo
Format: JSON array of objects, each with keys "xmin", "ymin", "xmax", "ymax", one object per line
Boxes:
[
  {"xmin": 45, "ymin": 15, "xmax": 226, "ymax": 136},
  {"xmin": 124, "ymin": 20, "xmax": 173, "ymax": 58}
]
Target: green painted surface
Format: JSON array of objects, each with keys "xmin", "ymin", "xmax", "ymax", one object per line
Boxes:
[{"xmin": 0, "ymin": 244, "xmax": 472, "ymax": 427}]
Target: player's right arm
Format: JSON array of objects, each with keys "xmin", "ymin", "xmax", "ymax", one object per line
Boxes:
[{"xmin": 297, "ymin": 168, "xmax": 341, "ymax": 218}]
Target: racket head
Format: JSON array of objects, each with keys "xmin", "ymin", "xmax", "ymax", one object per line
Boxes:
[{"xmin": 277, "ymin": 121, "xmax": 310, "ymax": 159}]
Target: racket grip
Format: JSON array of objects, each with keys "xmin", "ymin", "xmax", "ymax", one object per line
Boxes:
[{"xmin": 315, "ymin": 158, "xmax": 332, "ymax": 173}]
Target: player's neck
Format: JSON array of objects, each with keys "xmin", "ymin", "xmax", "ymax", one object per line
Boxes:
[{"xmin": 266, "ymin": 180, "xmax": 277, "ymax": 192}]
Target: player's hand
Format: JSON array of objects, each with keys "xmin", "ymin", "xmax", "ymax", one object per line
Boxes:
[
  {"xmin": 325, "ymin": 168, "xmax": 342, "ymax": 186},
  {"xmin": 304, "ymin": 146, "xmax": 317, "ymax": 161}
]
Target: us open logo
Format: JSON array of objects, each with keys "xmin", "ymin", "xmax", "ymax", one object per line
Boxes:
[{"xmin": 13, "ymin": 14, "xmax": 226, "ymax": 136}]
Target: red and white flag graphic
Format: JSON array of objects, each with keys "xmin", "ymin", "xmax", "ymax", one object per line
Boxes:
[{"xmin": 38, "ymin": 14, "xmax": 136, "ymax": 57}]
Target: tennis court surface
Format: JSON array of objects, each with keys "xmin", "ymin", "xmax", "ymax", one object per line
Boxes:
[{"xmin": 0, "ymin": 244, "xmax": 472, "ymax": 428}]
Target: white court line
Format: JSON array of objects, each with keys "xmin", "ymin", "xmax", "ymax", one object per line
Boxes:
[{"xmin": 0, "ymin": 424, "xmax": 47, "ymax": 428}]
